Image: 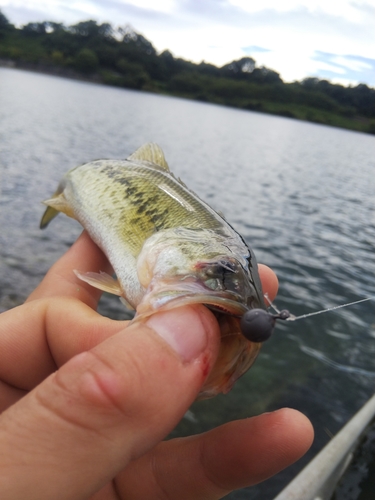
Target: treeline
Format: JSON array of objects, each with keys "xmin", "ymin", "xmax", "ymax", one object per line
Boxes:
[{"xmin": 1, "ymin": 11, "xmax": 374, "ymax": 134}]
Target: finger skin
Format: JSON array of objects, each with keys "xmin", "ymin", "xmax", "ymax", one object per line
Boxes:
[
  {"xmin": 115, "ymin": 409, "xmax": 314, "ymax": 499},
  {"xmin": 0, "ymin": 298, "xmax": 128, "ymax": 393},
  {"xmin": 0, "ymin": 232, "xmax": 294, "ymax": 500},
  {"xmin": 0, "ymin": 305, "xmax": 220, "ymax": 499},
  {"xmin": 0, "ymin": 381, "xmax": 26, "ymax": 412},
  {"xmin": 258, "ymin": 264, "xmax": 279, "ymax": 302},
  {"xmin": 0, "ymin": 259, "xmax": 277, "ymax": 406}
]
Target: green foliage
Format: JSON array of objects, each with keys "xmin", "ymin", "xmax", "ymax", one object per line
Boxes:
[
  {"xmin": 51, "ymin": 50, "xmax": 64, "ymax": 65},
  {"xmin": 70, "ymin": 20, "xmax": 102, "ymax": 38},
  {"xmin": 221, "ymin": 56, "xmax": 256, "ymax": 76},
  {"xmin": 73, "ymin": 48, "xmax": 99, "ymax": 74},
  {"xmin": 120, "ymin": 26, "xmax": 156, "ymax": 56},
  {"xmin": 22, "ymin": 22, "xmax": 48, "ymax": 35},
  {"xmin": 115, "ymin": 59, "xmax": 150, "ymax": 88},
  {"xmin": 0, "ymin": 11, "xmax": 374, "ymax": 134},
  {"xmin": 0, "ymin": 9, "xmax": 11, "ymax": 28}
]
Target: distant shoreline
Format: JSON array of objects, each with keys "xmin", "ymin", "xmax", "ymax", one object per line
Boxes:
[
  {"xmin": 2, "ymin": 59, "xmax": 374, "ymax": 136},
  {"xmin": 0, "ymin": 58, "xmax": 101, "ymax": 84},
  {"xmin": 1, "ymin": 14, "xmax": 374, "ymax": 136}
]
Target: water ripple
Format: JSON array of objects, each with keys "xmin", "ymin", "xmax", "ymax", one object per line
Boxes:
[{"xmin": 1, "ymin": 67, "xmax": 374, "ymax": 499}]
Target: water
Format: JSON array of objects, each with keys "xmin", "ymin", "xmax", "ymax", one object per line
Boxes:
[{"xmin": 1, "ymin": 67, "xmax": 374, "ymax": 499}]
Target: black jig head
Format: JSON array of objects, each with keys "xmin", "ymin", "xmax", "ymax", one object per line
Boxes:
[{"xmin": 240, "ymin": 308, "xmax": 291, "ymax": 343}]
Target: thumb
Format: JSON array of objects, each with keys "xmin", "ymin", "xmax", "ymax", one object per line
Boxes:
[{"xmin": 0, "ymin": 305, "xmax": 220, "ymax": 500}]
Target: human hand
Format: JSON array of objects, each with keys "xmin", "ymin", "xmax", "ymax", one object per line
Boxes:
[{"xmin": 0, "ymin": 232, "xmax": 313, "ymax": 499}]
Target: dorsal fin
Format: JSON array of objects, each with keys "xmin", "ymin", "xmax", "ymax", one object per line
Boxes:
[{"xmin": 127, "ymin": 143, "xmax": 170, "ymax": 172}]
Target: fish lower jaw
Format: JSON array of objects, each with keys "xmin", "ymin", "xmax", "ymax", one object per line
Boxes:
[{"xmin": 134, "ymin": 280, "xmax": 248, "ymax": 320}]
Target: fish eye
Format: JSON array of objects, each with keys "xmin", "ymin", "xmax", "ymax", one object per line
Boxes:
[{"xmin": 240, "ymin": 309, "xmax": 275, "ymax": 343}]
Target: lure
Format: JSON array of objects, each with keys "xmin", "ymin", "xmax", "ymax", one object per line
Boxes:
[{"xmin": 241, "ymin": 296, "xmax": 375, "ymax": 343}]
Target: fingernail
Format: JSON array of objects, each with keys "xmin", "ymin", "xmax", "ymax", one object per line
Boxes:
[{"xmin": 147, "ymin": 306, "xmax": 209, "ymax": 362}]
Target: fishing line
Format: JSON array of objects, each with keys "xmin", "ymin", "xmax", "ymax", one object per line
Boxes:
[
  {"xmin": 264, "ymin": 293, "xmax": 375, "ymax": 321},
  {"xmin": 240, "ymin": 294, "xmax": 375, "ymax": 343},
  {"xmin": 285, "ymin": 296, "xmax": 375, "ymax": 321}
]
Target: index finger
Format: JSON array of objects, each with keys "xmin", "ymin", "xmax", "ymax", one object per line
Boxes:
[
  {"xmin": 258, "ymin": 264, "xmax": 279, "ymax": 303},
  {"xmin": 26, "ymin": 231, "xmax": 112, "ymax": 309}
]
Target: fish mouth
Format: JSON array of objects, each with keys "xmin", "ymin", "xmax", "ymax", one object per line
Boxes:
[
  {"xmin": 133, "ymin": 278, "xmax": 261, "ymax": 399},
  {"xmin": 137, "ymin": 291, "xmax": 248, "ymax": 317},
  {"xmin": 135, "ymin": 278, "xmax": 248, "ymax": 318}
]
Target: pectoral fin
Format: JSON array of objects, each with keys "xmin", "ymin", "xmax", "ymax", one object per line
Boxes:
[{"xmin": 74, "ymin": 270, "xmax": 123, "ymax": 296}]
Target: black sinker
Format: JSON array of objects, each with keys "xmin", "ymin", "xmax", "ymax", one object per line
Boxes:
[{"xmin": 240, "ymin": 308, "xmax": 291, "ymax": 343}]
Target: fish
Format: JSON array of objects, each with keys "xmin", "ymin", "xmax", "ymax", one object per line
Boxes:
[{"xmin": 40, "ymin": 143, "xmax": 266, "ymax": 399}]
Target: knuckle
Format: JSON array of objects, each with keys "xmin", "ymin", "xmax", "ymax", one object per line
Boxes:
[{"xmin": 34, "ymin": 350, "xmax": 144, "ymax": 436}]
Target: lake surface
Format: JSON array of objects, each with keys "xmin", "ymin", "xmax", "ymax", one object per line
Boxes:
[{"xmin": 1, "ymin": 67, "xmax": 374, "ymax": 499}]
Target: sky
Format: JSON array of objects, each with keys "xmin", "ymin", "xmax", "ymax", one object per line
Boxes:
[{"xmin": 1, "ymin": 0, "xmax": 374, "ymax": 87}]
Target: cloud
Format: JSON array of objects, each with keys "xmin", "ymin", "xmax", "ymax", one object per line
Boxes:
[
  {"xmin": 0, "ymin": 0, "xmax": 174, "ymax": 27},
  {"xmin": 350, "ymin": 1, "xmax": 375, "ymax": 17},
  {"xmin": 87, "ymin": 0, "xmax": 173, "ymax": 24},
  {"xmin": 242, "ymin": 45, "xmax": 271, "ymax": 54},
  {"xmin": 0, "ymin": 0, "xmax": 374, "ymax": 86},
  {"xmin": 313, "ymin": 51, "xmax": 375, "ymax": 86}
]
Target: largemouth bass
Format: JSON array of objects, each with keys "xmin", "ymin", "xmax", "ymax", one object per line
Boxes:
[{"xmin": 41, "ymin": 143, "xmax": 266, "ymax": 398}]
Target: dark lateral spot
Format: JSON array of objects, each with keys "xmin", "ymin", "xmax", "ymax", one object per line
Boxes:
[
  {"xmin": 130, "ymin": 216, "xmax": 143, "ymax": 226},
  {"xmin": 154, "ymin": 208, "xmax": 169, "ymax": 219},
  {"xmin": 117, "ymin": 178, "xmax": 130, "ymax": 186},
  {"xmin": 145, "ymin": 208, "xmax": 156, "ymax": 217},
  {"xmin": 124, "ymin": 186, "xmax": 138, "ymax": 197},
  {"xmin": 147, "ymin": 195, "xmax": 159, "ymax": 204},
  {"xmin": 136, "ymin": 202, "xmax": 149, "ymax": 215}
]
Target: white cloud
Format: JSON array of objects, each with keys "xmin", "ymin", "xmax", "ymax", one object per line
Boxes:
[
  {"xmin": 0, "ymin": 0, "xmax": 374, "ymax": 86},
  {"xmin": 230, "ymin": 0, "xmax": 366, "ymax": 22},
  {"xmin": 313, "ymin": 61, "xmax": 347, "ymax": 75},
  {"xmin": 124, "ymin": 0, "xmax": 174, "ymax": 12},
  {"xmin": 330, "ymin": 56, "xmax": 372, "ymax": 72}
]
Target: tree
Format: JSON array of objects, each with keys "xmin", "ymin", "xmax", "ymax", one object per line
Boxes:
[
  {"xmin": 197, "ymin": 61, "xmax": 220, "ymax": 77},
  {"xmin": 47, "ymin": 22, "xmax": 66, "ymax": 33},
  {"xmin": 70, "ymin": 20, "xmax": 100, "ymax": 38},
  {"xmin": 221, "ymin": 57, "xmax": 256, "ymax": 76},
  {"xmin": 115, "ymin": 58, "xmax": 150, "ymax": 89},
  {"xmin": 120, "ymin": 25, "xmax": 156, "ymax": 56},
  {"xmin": 0, "ymin": 9, "xmax": 10, "ymax": 28},
  {"xmin": 74, "ymin": 48, "xmax": 99, "ymax": 74},
  {"xmin": 251, "ymin": 66, "xmax": 282, "ymax": 84},
  {"xmin": 98, "ymin": 23, "xmax": 114, "ymax": 39},
  {"xmin": 22, "ymin": 22, "xmax": 48, "ymax": 35}
]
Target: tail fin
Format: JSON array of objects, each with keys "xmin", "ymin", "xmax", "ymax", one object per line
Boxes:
[
  {"xmin": 40, "ymin": 206, "xmax": 60, "ymax": 229},
  {"xmin": 40, "ymin": 178, "xmax": 74, "ymax": 229}
]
